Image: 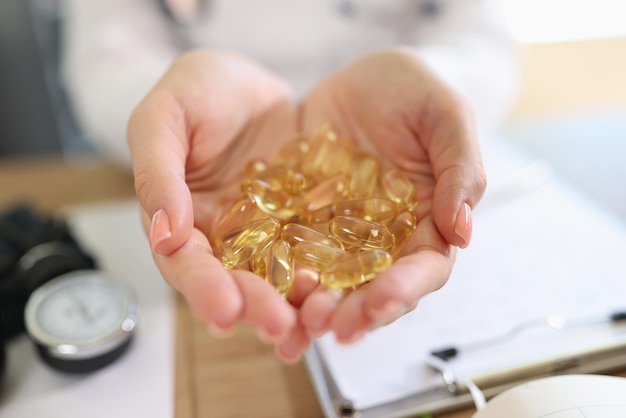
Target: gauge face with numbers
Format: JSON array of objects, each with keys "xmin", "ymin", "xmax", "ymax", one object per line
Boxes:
[{"xmin": 24, "ymin": 270, "xmax": 140, "ymax": 373}]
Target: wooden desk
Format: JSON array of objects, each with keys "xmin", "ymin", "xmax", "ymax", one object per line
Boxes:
[{"xmin": 2, "ymin": 37, "xmax": 626, "ymax": 418}]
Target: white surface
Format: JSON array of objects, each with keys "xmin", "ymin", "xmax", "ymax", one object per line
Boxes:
[
  {"xmin": 473, "ymin": 374, "xmax": 626, "ymax": 418},
  {"xmin": 311, "ymin": 140, "xmax": 626, "ymax": 412},
  {"xmin": 1, "ymin": 199, "xmax": 175, "ymax": 418},
  {"xmin": 504, "ymin": 0, "xmax": 626, "ymax": 43}
]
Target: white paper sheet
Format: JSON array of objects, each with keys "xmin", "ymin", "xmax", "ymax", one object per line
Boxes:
[
  {"xmin": 311, "ymin": 141, "xmax": 626, "ymax": 412},
  {"xmin": 1, "ymin": 199, "xmax": 175, "ymax": 418}
]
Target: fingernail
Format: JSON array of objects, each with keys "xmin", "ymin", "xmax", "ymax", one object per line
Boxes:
[
  {"xmin": 454, "ymin": 202, "xmax": 472, "ymax": 248},
  {"xmin": 276, "ymin": 346, "xmax": 302, "ymax": 364},
  {"xmin": 150, "ymin": 208, "xmax": 172, "ymax": 255},
  {"xmin": 336, "ymin": 331, "xmax": 364, "ymax": 345},
  {"xmin": 368, "ymin": 301, "xmax": 404, "ymax": 319},
  {"xmin": 305, "ymin": 319, "xmax": 328, "ymax": 339}
]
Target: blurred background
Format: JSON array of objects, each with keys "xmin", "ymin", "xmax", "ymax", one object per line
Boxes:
[
  {"xmin": 1, "ymin": 0, "xmax": 625, "ymax": 216},
  {"xmin": 502, "ymin": 0, "xmax": 626, "ymax": 222},
  {"xmin": 0, "ymin": 0, "xmax": 92, "ymax": 157}
]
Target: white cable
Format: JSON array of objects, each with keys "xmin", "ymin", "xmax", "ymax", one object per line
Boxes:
[
  {"xmin": 460, "ymin": 377, "xmax": 487, "ymax": 410},
  {"xmin": 425, "ymin": 355, "xmax": 487, "ymax": 411}
]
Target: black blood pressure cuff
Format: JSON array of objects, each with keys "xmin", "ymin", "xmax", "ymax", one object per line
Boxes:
[{"xmin": 0, "ymin": 204, "xmax": 97, "ymax": 343}]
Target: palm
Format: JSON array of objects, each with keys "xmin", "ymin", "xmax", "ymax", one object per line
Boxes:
[
  {"xmin": 301, "ymin": 50, "xmax": 443, "ymax": 247},
  {"xmin": 130, "ymin": 51, "xmax": 310, "ymax": 359},
  {"xmin": 295, "ymin": 50, "xmax": 482, "ymax": 341},
  {"xmin": 156, "ymin": 52, "xmax": 298, "ymax": 240}
]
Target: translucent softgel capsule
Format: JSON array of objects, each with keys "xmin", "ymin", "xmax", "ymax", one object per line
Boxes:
[
  {"xmin": 293, "ymin": 241, "xmax": 348, "ymax": 271},
  {"xmin": 215, "ymin": 124, "xmax": 422, "ymax": 297},
  {"xmin": 301, "ymin": 124, "xmax": 338, "ymax": 174},
  {"xmin": 317, "ymin": 137, "xmax": 355, "ymax": 177},
  {"xmin": 271, "ymin": 136, "xmax": 310, "ymax": 166},
  {"xmin": 334, "ymin": 198, "xmax": 398, "ymax": 225},
  {"xmin": 329, "ymin": 216, "xmax": 395, "ymax": 250},
  {"xmin": 221, "ymin": 218, "xmax": 281, "ymax": 269},
  {"xmin": 280, "ymin": 169, "xmax": 312, "ymax": 196},
  {"xmin": 265, "ymin": 239, "xmax": 294, "ymax": 298},
  {"xmin": 306, "ymin": 205, "xmax": 334, "ymax": 224},
  {"xmin": 387, "ymin": 210, "xmax": 417, "ymax": 258},
  {"xmin": 213, "ymin": 196, "xmax": 260, "ymax": 247},
  {"xmin": 245, "ymin": 178, "xmax": 298, "ymax": 220},
  {"xmin": 348, "ymin": 154, "xmax": 379, "ymax": 199},
  {"xmin": 320, "ymin": 249, "xmax": 392, "ymax": 289},
  {"xmin": 301, "ymin": 174, "xmax": 350, "ymax": 213},
  {"xmin": 250, "ymin": 244, "xmax": 270, "ymax": 277},
  {"xmin": 380, "ymin": 168, "xmax": 419, "ymax": 211},
  {"xmin": 281, "ymin": 223, "xmax": 344, "ymax": 249}
]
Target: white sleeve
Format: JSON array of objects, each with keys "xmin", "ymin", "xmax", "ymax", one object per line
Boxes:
[
  {"xmin": 61, "ymin": 0, "xmax": 182, "ymax": 166},
  {"xmin": 412, "ymin": 0, "xmax": 520, "ymax": 138}
]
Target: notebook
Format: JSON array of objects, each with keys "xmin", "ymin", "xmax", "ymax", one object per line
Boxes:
[{"xmin": 304, "ymin": 139, "xmax": 626, "ymax": 418}]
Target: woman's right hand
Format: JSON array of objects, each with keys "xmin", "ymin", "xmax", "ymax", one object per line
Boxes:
[{"xmin": 126, "ymin": 50, "xmax": 311, "ymax": 359}]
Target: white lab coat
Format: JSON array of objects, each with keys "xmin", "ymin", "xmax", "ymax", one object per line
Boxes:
[{"xmin": 61, "ymin": 0, "xmax": 518, "ymax": 166}]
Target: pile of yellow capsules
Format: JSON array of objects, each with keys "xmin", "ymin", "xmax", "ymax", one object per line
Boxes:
[{"xmin": 212, "ymin": 125, "xmax": 418, "ymax": 298}]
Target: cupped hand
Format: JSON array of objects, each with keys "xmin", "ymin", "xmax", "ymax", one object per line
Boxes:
[
  {"xmin": 127, "ymin": 50, "xmax": 310, "ymax": 359},
  {"xmin": 297, "ymin": 48, "xmax": 487, "ymax": 344}
]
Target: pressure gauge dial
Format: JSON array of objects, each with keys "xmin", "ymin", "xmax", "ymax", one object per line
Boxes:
[{"xmin": 24, "ymin": 270, "xmax": 139, "ymax": 373}]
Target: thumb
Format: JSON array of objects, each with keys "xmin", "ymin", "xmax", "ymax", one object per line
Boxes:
[
  {"xmin": 426, "ymin": 98, "xmax": 487, "ymax": 249},
  {"xmin": 128, "ymin": 92, "xmax": 194, "ymax": 256},
  {"xmin": 432, "ymin": 163, "xmax": 486, "ymax": 248}
]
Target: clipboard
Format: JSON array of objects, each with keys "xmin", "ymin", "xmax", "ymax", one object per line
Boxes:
[{"xmin": 303, "ymin": 140, "xmax": 626, "ymax": 418}]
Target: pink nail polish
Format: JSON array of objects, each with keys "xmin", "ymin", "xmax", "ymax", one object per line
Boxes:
[
  {"xmin": 454, "ymin": 202, "xmax": 472, "ymax": 248},
  {"xmin": 150, "ymin": 208, "xmax": 172, "ymax": 254}
]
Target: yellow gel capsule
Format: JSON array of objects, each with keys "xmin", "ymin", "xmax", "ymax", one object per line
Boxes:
[
  {"xmin": 280, "ymin": 169, "xmax": 313, "ymax": 196},
  {"xmin": 250, "ymin": 244, "xmax": 270, "ymax": 277},
  {"xmin": 265, "ymin": 239, "xmax": 294, "ymax": 298},
  {"xmin": 243, "ymin": 164, "xmax": 292, "ymax": 192},
  {"xmin": 387, "ymin": 210, "xmax": 417, "ymax": 258},
  {"xmin": 348, "ymin": 154, "xmax": 379, "ymax": 199},
  {"xmin": 245, "ymin": 178, "xmax": 298, "ymax": 219},
  {"xmin": 293, "ymin": 241, "xmax": 348, "ymax": 271},
  {"xmin": 213, "ymin": 196, "xmax": 260, "ymax": 247},
  {"xmin": 329, "ymin": 216, "xmax": 395, "ymax": 250},
  {"xmin": 301, "ymin": 173, "xmax": 350, "ymax": 213},
  {"xmin": 380, "ymin": 168, "xmax": 419, "ymax": 211},
  {"xmin": 306, "ymin": 205, "xmax": 334, "ymax": 224},
  {"xmin": 271, "ymin": 136, "xmax": 310, "ymax": 166},
  {"xmin": 221, "ymin": 218, "xmax": 281, "ymax": 269},
  {"xmin": 320, "ymin": 249, "xmax": 392, "ymax": 289},
  {"xmin": 334, "ymin": 198, "xmax": 398, "ymax": 225},
  {"xmin": 308, "ymin": 222, "xmax": 331, "ymax": 236},
  {"xmin": 244, "ymin": 159, "xmax": 267, "ymax": 178},
  {"xmin": 301, "ymin": 125, "xmax": 339, "ymax": 175},
  {"xmin": 281, "ymin": 223, "xmax": 344, "ymax": 249},
  {"xmin": 318, "ymin": 137, "xmax": 355, "ymax": 177}
]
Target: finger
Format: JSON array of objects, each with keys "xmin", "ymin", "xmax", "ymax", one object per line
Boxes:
[
  {"xmin": 299, "ymin": 286, "xmax": 343, "ymax": 338},
  {"xmin": 328, "ymin": 290, "xmax": 373, "ymax": 344},
  {"xmin": 274, "ymin": 324, "xmax": 312, "ymax": 364},
  {"xmin": 286, "ymin": 267, "xmax": 319, "ymax": 309},
  {"xmin": 420, "ymin": 90, "xmax": 487, "ymax": 248},
  {"xmin": 153, "ymin": 227, "xmax": 243, "ymax": 331},
  {"xmin": 232, "ymin": 271, "xmax": 297, "ymax": 344},
  {"xmin": 362, "ymin": 247, "xmax": 455, "ymax": 326},
  {"xmin": 128, "ymin": 89, "xmax": 194, "ymax": 256}
]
